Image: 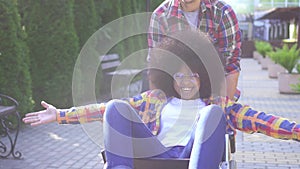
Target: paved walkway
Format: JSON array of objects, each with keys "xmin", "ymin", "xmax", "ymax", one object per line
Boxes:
[{"xmin": 1, "ymin": 58, "xmax": 300, "ymax": 169}]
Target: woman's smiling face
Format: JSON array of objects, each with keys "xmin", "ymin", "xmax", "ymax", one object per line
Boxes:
[{"xmin": 173, "ymin": 65, "xmax": 200, "ymax": 100}]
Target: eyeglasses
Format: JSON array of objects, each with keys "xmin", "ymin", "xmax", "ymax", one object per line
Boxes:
[{"xmin": 173, "ymin": 72, "xmax": 200, "ymax": 80}]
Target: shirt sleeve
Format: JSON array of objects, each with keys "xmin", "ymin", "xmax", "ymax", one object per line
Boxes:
[
  {"xmin": 227, "ymin": 101, "xmax": 300, "ymax": 141},
  {"xmin": 218, "ymin": 6, "xmax": 242, "ymax": 75},
  {"xmin": 148, "ymin": 13, "xmax": 163, "ymax": 49},
  {"xmin": 56, "ymin": 91, "xmax": 152, "ymax": 124},
  {"xmin": 56, "ymin": 103, "xmax": 106, "ymax": 124}
]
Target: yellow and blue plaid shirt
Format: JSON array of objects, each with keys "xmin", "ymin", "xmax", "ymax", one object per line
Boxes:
[{"xmin": 57, "ymin": 89, "xmax": 300, "ymax": 141}]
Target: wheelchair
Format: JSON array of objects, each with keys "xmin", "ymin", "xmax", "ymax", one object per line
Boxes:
[{"xmin": 101, "ymin": 132, "xmax": 237, "ymax": 169}]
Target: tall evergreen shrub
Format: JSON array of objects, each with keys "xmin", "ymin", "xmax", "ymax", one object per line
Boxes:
[
  {"xmin": 74, "ymin": 0, "xmax": 98, "ymax": 48},
  {"xmin": 150, "ymin": 0, "xmax": 164, "ymax": 11},
  {"xmin": 0, "ymin": 0, "xmax": 33, "ymax": 115},
  {"xmin": 25, "ymin": 0, "xmax": 79, "ymax": 109},
  {"xmin": 92, "ymin": 0, "xmax": 147, "ymax": 97},
  {"xmin": 88, "ymin": 0, "xmax": 163, "ymax": 99}
]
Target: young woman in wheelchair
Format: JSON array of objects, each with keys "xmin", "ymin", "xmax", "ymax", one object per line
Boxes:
[{"xmin": 23, "ymin": 31, "xmax": 300, "ymax": 169}]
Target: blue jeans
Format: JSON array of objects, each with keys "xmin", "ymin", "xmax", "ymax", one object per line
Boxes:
[{"xmin": 103, "ymin": 100, "xmax": 226, "ymax": 169}]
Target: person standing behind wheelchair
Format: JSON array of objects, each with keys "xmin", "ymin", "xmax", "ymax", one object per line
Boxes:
[
  {"xmin": 144, "ymin": 0, "xmax": 242, "ymax": 101},
  {"xmin": 23, "ymin": 31, "xmax": 299, "ymax": 169}
]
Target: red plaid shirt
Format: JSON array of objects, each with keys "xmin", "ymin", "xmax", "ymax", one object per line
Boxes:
[{"xmin": 148, "ymin": 0, "xmax": 242, "ymax": 74}]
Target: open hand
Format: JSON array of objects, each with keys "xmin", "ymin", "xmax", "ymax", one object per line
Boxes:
[{"xmin": 23, "ymin": 101, "xmax": 57, "ymax": 126}]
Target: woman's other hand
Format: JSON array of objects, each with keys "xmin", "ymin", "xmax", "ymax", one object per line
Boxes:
[{"xmin": 23, "ymin": 101, "xmax": 57, "ymax": 126}]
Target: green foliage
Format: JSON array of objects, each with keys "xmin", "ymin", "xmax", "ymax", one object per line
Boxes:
[
  {"xmin": 296, "ymin": 64, "xmax": 300, "ymax": 73},
  {"xmin": 94, "ymin": 0, "xmax": 116, "ymax": 26},
  {"xmin": 254, "ymin": 41, "xmax": 273, "ymax": 58},
  {"xmin": 92, "ymin": 0, "xmax": 149, "ymax": 60},
  {"xmin": 74, "ymin": 0, "xmax": 98, "ymax": 48},
  {"xmin": 0, "ymin": 0, "xmax": 164, "ymax": 112},
  {"xmin": 267, "ymin": 46, "xmax": 285, "ymax": 64},
  {"xmin": 150, "ymin": 0, "xmax": 164, "ymax": 11},
  {"xmin": 72, "ymin": 1, "xmax": 98, "ymax": 102},
  {"xmin": 267, "ymin": 50, "xmax": 280, "ymax": 64},
  {"xmin": 291, "ymin": 78, "xmax": 300, "ymax": 92},
  {"xmin": 276, "ymin": 44, "xmax": 300, "ymax": 74},
  {"xmin": 0, "ymin": 0, "xmax": 33, "ymax": 116},
  {"xmin": 93, "ymin": 0, "xmax": 150, "ymax": 98},
  {"xmin": 24, "ymin": 0, "xmax": 79, "ymax": 109}
]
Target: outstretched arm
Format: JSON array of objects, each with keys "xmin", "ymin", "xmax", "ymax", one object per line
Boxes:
[
  {"xmin": 23, "ymin": 101, "xmax": 57, "ymax": 126},
  {"xmin": 23, "ymin": 91, "xmax": 159, "ymax": 126},
  {"xmin": 227, "ymin": 101, "xmax": 300, "ymax": 141},
  {"xmin": 23, "ymin": 101, "xmax": 106, "ymax": 125}
]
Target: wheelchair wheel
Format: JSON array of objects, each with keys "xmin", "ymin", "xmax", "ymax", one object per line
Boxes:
[
  {"xmin": 229, "ymin": 160, "xmax": 237, "ymax": 169},
  {"xmin": 219, "ymin": 160, "xmax": 237, "ymax": 169}
]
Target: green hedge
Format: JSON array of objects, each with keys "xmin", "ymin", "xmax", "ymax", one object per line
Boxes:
[
  {"xmin": 1, "ymin": 0, "xmax": 164, "ymax": 113},
  {"xmin": 0, "ymin": 0, "xmax": 33, "ymax": 116},
  {"xmin": 93, "ymin": 0, "xmax": 155, "ymax": 98},
  {"xmin": 74, "ymin": 0, "xmax": 98, "ymax": 48},
  {"xmin": 25, "ymin": 0, "xmax": 79, "ymax": 109}
]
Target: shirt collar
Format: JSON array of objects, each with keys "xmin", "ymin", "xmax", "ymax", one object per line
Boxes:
[
  {"xmin": 172, "ymin": 0, "xmax": 180, "ymax": 8},
  {"xmin": 202, "ymin": 0, "xmax": 213, "ymax": 8},
  {"xmin": 173, "ymin": 0, "xmax": 212, "ymax": 13}
]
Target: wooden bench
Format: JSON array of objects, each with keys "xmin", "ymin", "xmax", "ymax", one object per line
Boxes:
[
  {"xmin": 99, "ymin": 54, "xmax": 142, "ymax": 98},
  {"xmin": 0, "ymin": 94, "xmax": 22, "ymax": 159}
]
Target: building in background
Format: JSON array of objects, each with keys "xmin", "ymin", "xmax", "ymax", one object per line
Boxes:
[
  {"xmin": 224, "ymin": 0, "xmax": 299, "ymax": 57},
  {"xmin": 224, "ymin": 0, "xmax": 299, "ymax": 41},
  {"xmin": 253, "ymin": 0, "xmax": 300, "ymax": 42}
]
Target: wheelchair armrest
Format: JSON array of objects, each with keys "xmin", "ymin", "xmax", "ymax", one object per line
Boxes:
[
  {"xmin": 101, "ymin": 149, "xmax": 107, "ymax": 163},
  {"xmin": 229, "ymin": 132, "xmax": 236, "ymax": 153}
]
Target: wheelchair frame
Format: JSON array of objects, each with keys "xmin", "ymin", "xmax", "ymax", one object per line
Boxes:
[{"xmin": 101, "ymin": 133, "xmax": 237, "ymax": 169}]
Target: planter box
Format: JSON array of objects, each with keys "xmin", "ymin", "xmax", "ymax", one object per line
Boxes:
[
  {"xmin": 256, "ymin": 54, "xmax": 262, "ymax": 64},
  {"xmin": 278, "ymin": 73, "xmax": 300, "ymax": 94},
  {"xmin": 260, "ymin": 57, "xmax": 272, "ymax": 70},
  {"xmin": 268, "ymin": 63, "xmax": 286, "ymax": 78},
  {"xmin": 241, "ymin": 40, "xmax": 255, "ymax": 58},
  {"xmin": 253, "ymin": 51, "xmax": 261, "ymax": 60}
]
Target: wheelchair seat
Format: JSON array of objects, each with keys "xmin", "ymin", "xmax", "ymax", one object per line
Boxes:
[
  {"xmin": 134, "ymin": 158, "xmax": 189, "ymax": 169},
  {"xmin": 101, "ymin": 132, "xmax": 237, "ymax": 169}
]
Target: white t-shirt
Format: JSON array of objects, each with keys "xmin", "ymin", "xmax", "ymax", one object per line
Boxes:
[
  {"xmin": 183, "ymin": 10, "xmax": 199, "ymax": 29},
  {"xmin": 157, "ymin": 97, "xmax": 206, "ymax": 147}
]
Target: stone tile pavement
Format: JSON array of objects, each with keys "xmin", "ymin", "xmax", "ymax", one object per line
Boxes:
[
  {"xmin": 1, "ymin": 58, "xmax": 300, "ymax": 169},
  {"xmin": 235, "ymin": 58, "xmax": 300, "ymax": 169}
]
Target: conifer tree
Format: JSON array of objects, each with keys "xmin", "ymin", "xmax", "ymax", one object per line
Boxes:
[
  {"xmin": 74, "ymin": 0, "xmax": 98, "ymax": 48},
  {"xmin": 24, "ymin": 0, "xmax": 79, "ymax": 109},
  {"xmin": 0, "ymin": 0, "xmax": 33, "ymax": 115}
]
